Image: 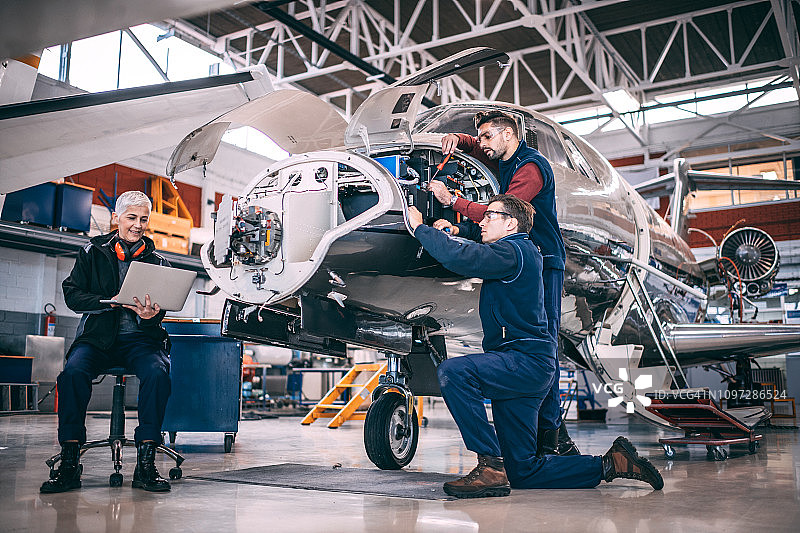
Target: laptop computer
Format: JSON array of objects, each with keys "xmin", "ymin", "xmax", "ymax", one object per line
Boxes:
[{"xmin": 100, "ymin": 261, "xmax": 197, "ymax": 312}]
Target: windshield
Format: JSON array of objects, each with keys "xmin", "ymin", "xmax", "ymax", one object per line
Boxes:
[
  {"xmin": 414, "ymin": 105, "xmax": 526, "ymax": 138},
  {"xmin": 414, "ymin": 107, "xmax": 477, "ymax": 134}
]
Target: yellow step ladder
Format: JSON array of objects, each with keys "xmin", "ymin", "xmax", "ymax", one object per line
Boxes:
[{"xmin": 301, "ymin": 363, "xmax": 387, "ymax": 428}]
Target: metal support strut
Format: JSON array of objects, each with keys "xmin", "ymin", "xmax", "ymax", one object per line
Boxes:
[
  {"xmin": 375, "ymin": 352, "xmax": 414, "ymax": 437},
  {"xmin": 627, "ymin": 268, "xmax": 688, "ymax": 387}
]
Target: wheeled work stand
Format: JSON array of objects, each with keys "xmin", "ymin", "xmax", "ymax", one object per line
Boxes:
[{"xmin": 645, "ymin": 388, "xmax": 770, "ymax": 461}]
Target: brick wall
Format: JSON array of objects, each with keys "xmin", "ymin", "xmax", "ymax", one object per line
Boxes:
[{"xmin": 687, "ymin": 199, "xmax": 800, "ymax": 247}]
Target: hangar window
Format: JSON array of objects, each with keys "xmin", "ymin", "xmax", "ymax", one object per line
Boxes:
[{"xmin": 689, "ymin": 159, "xmax": 798, "ymax": 210}]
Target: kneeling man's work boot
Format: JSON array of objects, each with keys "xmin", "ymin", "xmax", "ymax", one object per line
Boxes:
[
  {"xmin": 556, "ymin": 423, "xmax": 581, "ymax": 455},
  {"xmin": 40, "ymin": 442, "xmax": 83, "ymax": 494},
  {"xmin": 132, "ymin": 441, "xmax": 171, "ymax": 492},
  {"xmin": 602, "ymin": 436, "xmax": 664, "ymax": 490},
  {"xmin": 536, "ymin": 427, "xmax": 559, "ymax": 457},
  {"xmin": 443, "ymin": 455, "xmax": 511, "ymax": 498}
]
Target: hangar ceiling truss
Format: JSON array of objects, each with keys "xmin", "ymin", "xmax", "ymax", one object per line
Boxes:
[{"xmin": 167, "ymin": 0, "xmax": 799, "ymax": 117}]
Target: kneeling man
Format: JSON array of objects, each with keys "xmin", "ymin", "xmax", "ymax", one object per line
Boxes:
[{"xmin": 408, "ymin": 194, "xmax": 663, "ymax": 498}]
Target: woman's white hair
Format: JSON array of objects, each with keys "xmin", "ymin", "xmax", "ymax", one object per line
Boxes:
[{"xmin": 114, "ymin": 190, "xmax": 152, "ymax": 215}]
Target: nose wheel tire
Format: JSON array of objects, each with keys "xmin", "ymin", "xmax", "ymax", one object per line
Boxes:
[
  {"xmin": 109, "ymin": 473, "xmax": 123, "ymax": 487},
  {"xmin": 364, "ymin": 392, "xmax": 419, "ymax": 470}
]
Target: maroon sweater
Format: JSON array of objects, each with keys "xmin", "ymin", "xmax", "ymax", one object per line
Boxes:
[{"xmin": 450, "ymin": 133, "xmax": 543, "ymax": 221}]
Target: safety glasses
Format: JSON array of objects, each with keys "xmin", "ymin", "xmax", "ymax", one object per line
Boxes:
[
  {"xmin": 477, "ymin": 127, "xmax": 505, "ymax": 142},
  {"xmin": 481, "ymin": 210, "xmax": 512, "ymax": 221}
]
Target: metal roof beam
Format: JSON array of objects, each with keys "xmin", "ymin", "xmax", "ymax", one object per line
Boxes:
[
  {"xmin": 166, "ymin": 0, "xmax": 796, "ymax": 120},
  {"xmin": 770, "ymin": 0, "xmax": 800, "ymax": 103},
  {"xmin": 123, "ymin": 28, "xmax": 169, "ymax": 82}
]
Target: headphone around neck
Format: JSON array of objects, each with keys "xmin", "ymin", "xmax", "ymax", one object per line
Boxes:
[{"xmin": 114, "ymin": 237, "xmax": 145, "ymax": 261}]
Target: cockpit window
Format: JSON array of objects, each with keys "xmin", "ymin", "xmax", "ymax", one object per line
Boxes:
[
  {"xmin": 563, "ymin": 135, "xmax": 600, "ymax": 184},
  {"xmin": 531, "ymin": 120, "xmax": 572, "ymax": 170},
  {"xmin": 414, "ymin": 107, "xmax": 524, "ymax": 138}
]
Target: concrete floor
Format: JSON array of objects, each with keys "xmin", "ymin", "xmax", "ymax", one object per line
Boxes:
[{"xmin": 1, "ymin": 404, "xmax": 798, "ymax": 533}]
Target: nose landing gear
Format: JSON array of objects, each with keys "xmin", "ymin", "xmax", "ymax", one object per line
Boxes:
[
  {"xmin": 364, "ymin": 352, "xmax": 420, "ymax": 469},
  {"xmin": 363, "ymin": 333, "xmax": 446, "ymax": 470},
  {"xmin": 364, "ymin": 391, "xmax": 419, "ymax": 469}
]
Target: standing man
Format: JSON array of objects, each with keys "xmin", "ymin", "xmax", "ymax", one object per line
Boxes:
[
  {"xmin": 407, "ymin": 195, "xmax": 663, "ymax": 498},
  {"xmin": 41, "ymin": 191, "xmax": 172, "ymax": 494},
  {"xmin": 428, "ymin": 110, "xmax": 575, "ymax": 457}
]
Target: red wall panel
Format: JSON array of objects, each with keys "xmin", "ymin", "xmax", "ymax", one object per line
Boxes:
[
  {"xmin": 65, "ymin": 163, "xmax": 201, "ymax": 227},
  {"xmin": 687, "ymin": 200, "xmax": 800, "ymax": 247}
]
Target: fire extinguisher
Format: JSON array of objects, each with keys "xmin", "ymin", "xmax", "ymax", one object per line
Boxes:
[{"xmin": 43, "ymin": 303, "xmax": 56, "ymax": 336}]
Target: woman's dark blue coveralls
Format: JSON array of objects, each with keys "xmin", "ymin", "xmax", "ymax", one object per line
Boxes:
[{"xmin": 414, "ymin": 225, "xmax": 601, "ymax": 488}]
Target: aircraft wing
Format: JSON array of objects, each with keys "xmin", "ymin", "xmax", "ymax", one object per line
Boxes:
[
  {"xmin": 665, "ymin": 323, "xmax": 800, "ymax": 365},
  {"xmin": 0, "ymin": 67, "xmax": 272, "ymax": 194},
  {"xmin": 635, "ymin": 170, "xmax": 800, "ymax": 198}
]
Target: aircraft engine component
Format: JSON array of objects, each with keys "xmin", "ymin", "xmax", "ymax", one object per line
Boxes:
[
  {"xmin": 718, "ymin": 227, "xmax": 779, "ymax": 297},
  {"xmin": 230, "ymin": 206, "xmax": 282, "ymax": 266}
]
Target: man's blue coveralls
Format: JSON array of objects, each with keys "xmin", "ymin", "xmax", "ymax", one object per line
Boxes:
[
  {"xmin": 454, "ymin": 139, "xmax": 566, "ymax": 431},
  {"xmin": 413, "ymin": 225, "xmax": 601, "ymax": 488}
]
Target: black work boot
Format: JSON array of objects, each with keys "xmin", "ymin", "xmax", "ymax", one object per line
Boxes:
[
  {"xmin": 443, "ymin": 455, "xmax": 511, "ymax": 498},
  {"xmin": 536, "ymin": 427, "xmax": 559, "ymax": 457},
  {"xmin": 40, "ymin": 442, "xmax": 83, "ymax": 493},
  {"xmin": 132, "ymin": 441, "xmax": 170, "ymax": 492},
  {"xmin": 602, "ymin": 436, "xmax": 664, "ymax": 490},
  {"xmin": 556, "ymin": 423, "xmax": 581, "ymax": 455}
]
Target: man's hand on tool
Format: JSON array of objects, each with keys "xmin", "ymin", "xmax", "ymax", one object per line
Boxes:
[
  {"xmin": 441, "ymin": 134, "xmax": 461, "ymax": 155},
  {"xmin": 432, "ymin": 219, "xmax": 458, "ymax": 235},
  {"xmin": 428, "ymin": 179, "xmax": 454, "ymax": 206}
]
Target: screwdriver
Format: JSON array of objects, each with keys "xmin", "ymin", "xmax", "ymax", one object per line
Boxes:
[{"xmin": 430, "ymin": 152, "xmax": 453, "ymax": 181}]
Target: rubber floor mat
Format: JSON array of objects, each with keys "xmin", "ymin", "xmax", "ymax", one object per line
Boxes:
[{"xmin": 191, "ymin": 463, "xmax": 459, "ymax": 500}]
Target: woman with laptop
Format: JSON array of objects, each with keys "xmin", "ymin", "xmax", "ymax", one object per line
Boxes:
[{"xmin": 41, "ymin": 190, "xmax": 173, "ymax": 494}]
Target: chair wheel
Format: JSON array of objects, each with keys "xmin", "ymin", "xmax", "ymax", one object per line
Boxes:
[
  {"xmin": 224, "ymin": 434, "xmax": 234, "ymax": 453},
  {"xmin": 109, "ymin": 473, "xmax": 123, "ymax": 487},
  {"xmin": 169, "ymin": 467, "xmax": 182, "ymax": 480}
]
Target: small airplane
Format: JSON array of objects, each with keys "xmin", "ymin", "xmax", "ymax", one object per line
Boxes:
[
  {"xmin": 165, "ymin": 47, "xmax": 800, "ymax": 469},
  {"xmin": 2, "ymin": 44, "xmax": 798, "ymax": 469}
]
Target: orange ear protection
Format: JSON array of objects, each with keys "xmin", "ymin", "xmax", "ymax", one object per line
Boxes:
[{"xmin": 114, "ymin": 239, "xmax": 145, "ymax": 261}]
